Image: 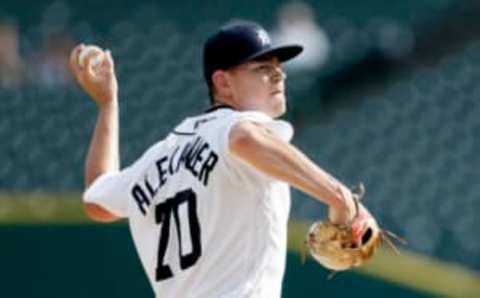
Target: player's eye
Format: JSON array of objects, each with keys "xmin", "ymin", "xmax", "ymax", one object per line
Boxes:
[{"xmin": 252, "ymin": 65, "xmax": 277, "ymax": 76}]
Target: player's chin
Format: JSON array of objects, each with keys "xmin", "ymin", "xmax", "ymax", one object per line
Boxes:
[{"xmin": 271, "ymin": 95, "xmax": 287, "ymax": 117}]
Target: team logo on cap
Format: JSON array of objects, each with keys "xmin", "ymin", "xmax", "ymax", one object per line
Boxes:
[{"xmin": 256, "ymin": 29, "xmax": 271, "ymax": 46}]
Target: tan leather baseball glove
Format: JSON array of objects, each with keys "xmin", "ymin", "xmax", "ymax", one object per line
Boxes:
[{"xmin": 304, "ymin": 184, "xmax": 404, "ymax": 273}]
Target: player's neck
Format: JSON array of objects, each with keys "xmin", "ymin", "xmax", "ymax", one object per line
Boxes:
[{"xmin": 205, "ymin": 104, "xmax": 234, "ymax": 113}]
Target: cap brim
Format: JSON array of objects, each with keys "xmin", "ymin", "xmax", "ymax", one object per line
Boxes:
[{"xmin": 242, "ymin": 44, "xmax": 303, "ymax": 65}]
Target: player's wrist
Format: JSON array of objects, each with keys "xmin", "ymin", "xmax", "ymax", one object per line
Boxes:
[
  {"xmin": 335, "ymin": 185, "xmax": 354, "ymax": 211},
  {"xmin": 328, "ymin": 186, "xmax": 356, "ymax": 224},
  {"xmin": 96, "ymin": 97, "xmax": 119, "ymax": 110}
]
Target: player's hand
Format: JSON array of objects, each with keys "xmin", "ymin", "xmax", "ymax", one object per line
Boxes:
[
  {"xmin": 330, "ymin": 205, "xmax": 371, "ymax": 243},
  {"xmin": 328, "ymin": 200, "xmax": 356, "ymax": 225},
  {"xmin": 328, "ymin": 185, "xmax": 372, "ymax": 244},
  {"xmin": 69, "ymin": 44, "xmax": 118, "ymax": 107},
  {"xmin": 327, "ymin": 185, "xmax": 357, "ymax": 225}
]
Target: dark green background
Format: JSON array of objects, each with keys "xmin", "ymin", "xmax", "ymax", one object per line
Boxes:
[{"xmin": 0, "ymin": 225, "xmax": 432, "ymax": 298}]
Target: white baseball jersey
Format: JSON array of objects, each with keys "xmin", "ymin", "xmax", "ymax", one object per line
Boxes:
[{"xmin": 83, "ymin": 106, "xmax": 294, "ymax": 298}]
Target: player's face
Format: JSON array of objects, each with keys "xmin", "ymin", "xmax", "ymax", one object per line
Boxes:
[{"xmin": 227, "ymin": 57, "xmax": 287, "ymax": 118}]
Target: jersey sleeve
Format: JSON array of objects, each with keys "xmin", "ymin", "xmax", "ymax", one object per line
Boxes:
[
  {"xmin": 82, "ymin": 141, "xmax": 165, "ymax": 218},
  {"xmin": 218, "ymin": 111, "xmax": 294, "ymax": 155},
  {"xmin": 216, "ymin": 111, "xmax": 294, "ymax": 184},
  {"xmin": 82, "ymin": 170, "xmax": 133, "ymax": 217}
]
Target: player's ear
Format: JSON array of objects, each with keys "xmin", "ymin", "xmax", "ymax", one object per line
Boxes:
[{"xmin": 212, "ymin": 70, "xmax": 232, "ymax": 97}]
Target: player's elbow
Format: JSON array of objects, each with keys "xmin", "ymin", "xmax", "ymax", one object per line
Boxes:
[{"xmin": 84, "ymin": 202, "xmax": 119, "ymax": 223}]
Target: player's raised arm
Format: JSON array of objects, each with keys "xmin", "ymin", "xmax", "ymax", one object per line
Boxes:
[
  {"xmin": 69, "ymin": 44, "xmax": 120, "ymax": 222},
  {"xmin": 229, "ymin": 120, "xmax": 359, "ymax": 225}
]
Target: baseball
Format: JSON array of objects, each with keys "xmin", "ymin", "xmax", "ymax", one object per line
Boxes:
[{"xmin": 78, "ymin": 45, "xmax": 105, "ymax": 68}]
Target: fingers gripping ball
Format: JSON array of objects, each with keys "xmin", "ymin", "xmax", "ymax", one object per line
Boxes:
[
  {"xmin": 78, "ymin": 45, "xmax": 105, "ymax": 68},
  {"xmin": 304, "ymin": 183, "xmax": 405, "ymax": 272}
]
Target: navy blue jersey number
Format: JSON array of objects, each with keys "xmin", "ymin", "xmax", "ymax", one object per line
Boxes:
[{"xmin": 155, "ymin": 189, "xmax": 202, "ymax": 281}]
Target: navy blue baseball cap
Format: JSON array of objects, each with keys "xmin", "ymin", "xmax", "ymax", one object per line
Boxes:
[{"xmin": 203, "ymin": 20, "xmax": 303, "ymax": 87}]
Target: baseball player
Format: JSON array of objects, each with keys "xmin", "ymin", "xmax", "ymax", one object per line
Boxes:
[{"xmin": 70, "ymin": 20, "xmax": 371, "ymax": 298}]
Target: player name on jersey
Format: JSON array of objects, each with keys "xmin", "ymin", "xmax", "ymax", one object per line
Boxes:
[{"xmin": 131, "ymin": 135, "xmax": 219, "ymax": 215}]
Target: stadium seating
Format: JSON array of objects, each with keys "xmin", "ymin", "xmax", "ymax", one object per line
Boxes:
[{"xmin": 0, "ymin": 0, "xmax": 478, "ymax": 271}]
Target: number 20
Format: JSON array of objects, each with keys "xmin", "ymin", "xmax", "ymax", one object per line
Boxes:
[{"xmin": 155, "ymin": 189, "xmax": 202, "ymax": 281}]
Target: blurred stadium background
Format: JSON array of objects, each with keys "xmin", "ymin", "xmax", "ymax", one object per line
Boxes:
[{"xmin": 1, "ymin": 0, "xmax": 480, "ymax": 297}]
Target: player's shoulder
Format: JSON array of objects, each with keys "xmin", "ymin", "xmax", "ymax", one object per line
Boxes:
[
  {"xmin": 170, "ymin": 106, "xmax": 276, "ymax": 136},
  {"xmin": 208, "ymin": 106, "xmax": 272, "ymax": 125},
  {"xmin": 171, "ymin": 106, "xmax": 237, "ymax": 132}
]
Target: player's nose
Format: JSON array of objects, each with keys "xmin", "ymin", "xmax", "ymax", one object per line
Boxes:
[{"xmin": 270, "ymin": 67, "xmax": 286, "ymax": 83}]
